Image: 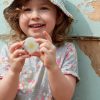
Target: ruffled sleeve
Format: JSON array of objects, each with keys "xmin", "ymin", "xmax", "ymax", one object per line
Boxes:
[{"xmin": 60, "ymin": 43, "xmax": 80, "ymax": 81}]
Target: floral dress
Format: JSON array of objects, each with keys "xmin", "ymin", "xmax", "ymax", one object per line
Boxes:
[{"xmin": 0, "ymin": 42, "xmax": 79, "ymax": 100}]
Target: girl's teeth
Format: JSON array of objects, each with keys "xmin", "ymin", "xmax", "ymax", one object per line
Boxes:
[{"xmin": 30, "ymin": 24, "xmax": 44, "ymax": 28}]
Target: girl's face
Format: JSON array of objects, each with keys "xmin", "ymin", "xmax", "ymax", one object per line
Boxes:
[{"xmin": 19, "ymin": 0, "xmax": 57, "ymax": 38}]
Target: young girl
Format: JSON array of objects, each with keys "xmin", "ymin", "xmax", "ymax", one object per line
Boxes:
[{"xmin": 0, "ymin": 0, "xmax": 79, "ymax": 100}]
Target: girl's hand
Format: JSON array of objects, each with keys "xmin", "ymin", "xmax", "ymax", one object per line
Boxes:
[
  {"xmin": 8, "ymin": 42, "xmax": 30, "ymax": 74},
  {"xmin": 34, "ymin": 31, "xmax": 57, "ymax": 70}
]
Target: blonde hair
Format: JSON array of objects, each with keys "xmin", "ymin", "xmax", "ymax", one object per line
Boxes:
[{"xmin": 3, "ymin": 0, "xmax": 73, "ymax": 46}]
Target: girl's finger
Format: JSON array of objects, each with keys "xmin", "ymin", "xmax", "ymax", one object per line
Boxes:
[
  {"xmin": 9, "ymin": 42, "xmax": 24, "ymax": 53},
  {"xmin": 31, "ymin": 51, "xmax": 41, "ymax": 57},
  {"xmin": 35, "ymin": 38, "xmax": 48, "ymax": 44},
  {"xmin": 43, "ymin": 31, "xmax": 52, "ymax": 42},
  {"xmin": 40, "ymin": 47, "xmax": 48, "ymax": 55},
  {"xmin": 39, "ymin": 42, "xmax": 51, "ymax": 50},
  {"xmin": 17, "ymin": 55, "xmax": 30, "ymax": 61},
  {"xmin": 12, "ymin": 49, "xmax": 28, "ymax": 58}
]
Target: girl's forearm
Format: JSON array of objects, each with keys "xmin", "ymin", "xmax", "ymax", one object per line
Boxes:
[
  {"xmin": 0, "ymin": 70, "xmax": 19, "ymax": 100},
  {"xmin": 47, "ymin": 66, "xmax": 76, "ymax": 100}
]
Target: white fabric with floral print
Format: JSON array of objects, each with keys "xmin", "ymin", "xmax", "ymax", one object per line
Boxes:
[{"xmin": 0, "ymin": 42, "xmax": 79, "ymax": 100}]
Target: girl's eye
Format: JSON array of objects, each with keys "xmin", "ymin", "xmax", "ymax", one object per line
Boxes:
[
  {"xmin": 23, "ymin": 8, "xmax": 31, "ymax": 12},
  {"xmin": 40, "ymin": 7, "xmax": 49, "ymax": 10}
]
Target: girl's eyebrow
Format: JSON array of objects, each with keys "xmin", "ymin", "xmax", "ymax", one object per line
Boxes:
[
  {"xmin": 40, "ymin": 2, "xmax": 54, "ymax": 8},
  {"xmin": 38, "ymin": 1, "xmax": 52, "ymax": 6},
  {"xmin": 39, "ymin": 3, "xmax": 50, "ymax": 6}
]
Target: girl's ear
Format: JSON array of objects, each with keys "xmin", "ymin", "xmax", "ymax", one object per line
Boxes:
[{"xmin": 56, "ymin": 12, "xmax": 63, "ymax": 25}]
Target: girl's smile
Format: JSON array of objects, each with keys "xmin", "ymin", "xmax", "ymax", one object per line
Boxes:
[{"xmin": 28, "ymin": 23, "xmax": 46, "ymax": 31}]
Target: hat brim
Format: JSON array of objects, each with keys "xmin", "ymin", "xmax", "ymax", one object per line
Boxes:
[
  {"xmin": 50, "ymin": 0, "xmax": 73, "ymax": 19},
  {"xmin": 7, "ymin": 0, "xmax": 73, "ymax": 19}
]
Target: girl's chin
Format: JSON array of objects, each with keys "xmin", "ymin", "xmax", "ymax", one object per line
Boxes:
[
  {"xmin": 28, "ymin": 34, "xmax": 43, "ymax": 39},
  {"xmin": 28, "ymin": 32, "xmax": 45, "ymax": 38}
]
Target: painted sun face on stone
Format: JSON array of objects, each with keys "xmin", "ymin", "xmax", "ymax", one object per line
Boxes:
[{"xmin": 24, "ymin": 37, "xmax": 39, "ymax": 54}]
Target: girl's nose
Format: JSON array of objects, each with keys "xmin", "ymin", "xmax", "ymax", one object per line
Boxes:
[{"xmin": 30, "ymin": 10, "xmax": 40, "ymax": 20}]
